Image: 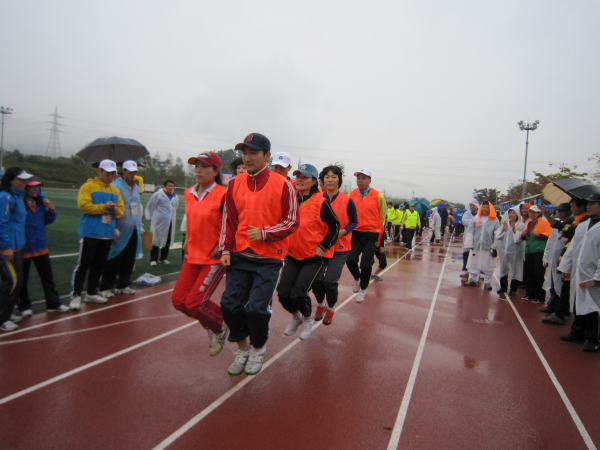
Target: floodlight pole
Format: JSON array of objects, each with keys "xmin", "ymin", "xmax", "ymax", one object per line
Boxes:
[
  {"xmin": 0, "ymin": 106, "xmax": 13, "ymax": 171},
  {"xmin": 517, "ymin": 120, "xmax": 540, "ymax": 199}
]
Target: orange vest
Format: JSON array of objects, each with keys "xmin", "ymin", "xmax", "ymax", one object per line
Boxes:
[
  {"xmin": 350, "ymin": 188, "xmax": 382, "ymax": 233},
  {"xmin": 329, "ymin": 192, "xmax": 352, "ymax": 252},
  {"xmin": 184, "ymin": 184, "xmax": 227, "ymax": 265},
  {"xmin": 232, "ymin": 172, "xmax": 289, "ymax": 259},
  {"xmin": 289, "ymin": 194, "xmax": 333, "ymax": 260}
]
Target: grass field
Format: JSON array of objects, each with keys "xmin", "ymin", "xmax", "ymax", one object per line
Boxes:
[{"xmin": 26, "ymin": 188, "xmax": 186, "ymax": 303}]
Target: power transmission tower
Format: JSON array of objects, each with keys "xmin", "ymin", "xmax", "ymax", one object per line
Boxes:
[{"xmin": 46, "ymin": 105, "xmax": 65, "ymax": 158}]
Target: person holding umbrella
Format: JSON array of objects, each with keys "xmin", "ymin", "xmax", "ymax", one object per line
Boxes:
[
  {"xmin": 70, "ymin": 159, "xmax": 124, "ymax": 311},
  {"xmin": 401, "ymin": 203, "xmax": 421, "ymax": 251},
  {"xmin": 146, "ymin": 179, "xmax": 179, "ymax": 266}
]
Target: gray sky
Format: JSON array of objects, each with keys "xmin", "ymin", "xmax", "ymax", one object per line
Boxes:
[{"xmin": 2, "ymin": 0, "xmax": 599, "ymax": 203}]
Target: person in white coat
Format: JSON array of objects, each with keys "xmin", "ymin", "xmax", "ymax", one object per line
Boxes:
[
  {"xmin": 460, "ymin": 199, "xmax": 479, "ymax": 277},
  {"xmin": 146, "ymin": 179, "xmax": 179, "ymax": 266},
  {"xmin": 495, "ymin": 206, "xmax": 525, "ymax": 295},
  {"xmin": 557, "ymin": 193, "xmax": 600, "ymax": 352},
  {"xmin": 429, "ymin": 207, "xmax": 441, "ymax": 244},
  {"xmin": 464, "ymin": 200, "xmax": 500, "ymax": 290}
]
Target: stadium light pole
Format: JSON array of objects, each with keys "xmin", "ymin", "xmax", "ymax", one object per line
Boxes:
[
  {"xmin": 0, "ymin": 106, "xmax": 13, "ymax": 171},
  {"xmin": 517, "ymin": 120, "xmax": 540, "ymax": 199}
]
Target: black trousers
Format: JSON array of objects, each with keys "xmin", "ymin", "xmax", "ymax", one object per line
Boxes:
[
  {"xmin": 555, "ymin": 280, "xmax": 571, "ymax": 318},
  {"xmin": 277, "ymin": 255, "xmax": 326, "ymax": 317},
  {"xmin": 72, "ymin": 238, "xmax": 113, "ymax": 296},
  {"xmin": 0, "ymin": 250, "xmax": 24, "ymax": 324},
  {"xmin": 375, "ymin": 248, "xmax": 387, "ymax": 270},
  {"xmin": 570, "ymin": 301, "xmax": 600, "ymax": 346},
  {"xmin": 19, "ymin": 253, "xmax": 61, "ymax": 311},
  {"xmin": 101, "ymin": 229, "xmax": 138, "ymax": 291},
  {"xmin": 401, "ymin": 226, "xmax": 407, "ymax": 243},
  {"xmin": 462, "ymin": 251, "xmax": 469, "ymax": 271},
  {"xmin": 386, "ymin": 222, "xmax": 393, "ymax": 239},
  {"xmin": 313, "ymin": 252, "xmax": 349, "ymax": 308},
  {"xmin": 405, "ymin": 228, "xmax": 416, "ymax": 249},
  {"xmin": 441, "ymin": 220, "xmax": 447, "ymax": 236},
  {"xmin": 500, "ymin": 275, "xmax": 521, "ymax": 292},
  {"xmin": 393, "ymin": 224, "xmax": 402, "ymax": 243},
  {"xmin": 524, "ymin": 252, "xmax": 545, "ymax": 301},
  {"xmin": 150, "ymin": 223, "xmax": 172, "ymax": 262},
  {"xmin": 454, "ymin": 224, "xmax": 464, "ymax": 236},
  {"xmin": 346, "ymin": 231, "xmax": 379, "ymax": 290}
]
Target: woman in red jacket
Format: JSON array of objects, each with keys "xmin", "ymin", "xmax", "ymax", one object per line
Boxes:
[
  {"xmin": 172, "ymin": 152, "xmax": 229, "ymax": 356},
  {"xmin": 278, "ymin": 164, "xmax": 339, "ymax": 341}
]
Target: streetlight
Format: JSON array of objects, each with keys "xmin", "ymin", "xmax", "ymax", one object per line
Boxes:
[
  {"xmin": 517, "ymin": 120, "xmax": 540, "ymax": 199},
  {"xmin": 0, "ymin": 106, "xmax": 13, "ymax": 171}
]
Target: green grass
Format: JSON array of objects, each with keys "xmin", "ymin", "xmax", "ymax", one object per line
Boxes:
[{"xmin": 26, "ymin": 189, "xmax": 186, "ymax": 302}]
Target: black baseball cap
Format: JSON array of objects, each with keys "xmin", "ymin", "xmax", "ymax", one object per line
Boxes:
[
  {"xmin": 557, "ymin": 202, "xmax": 571, "ymax": 211},
  {"xmin": 586, "ymin": 193, "xmax": 600, "ymax": 202},
  {"xmin": 234, "ymin": 133, "xmax": 271, "ymax": 152}
]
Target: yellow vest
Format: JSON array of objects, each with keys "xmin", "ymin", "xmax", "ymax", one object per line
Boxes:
[
  {"xmin": 392, "ymin": 210, "xmax": 404, "ymax": 225},
  {"xmin": 387, "ymin": 207, "xmax": 395, "ymax": 221},
  {"xmin": 403, "ymin": 210, "xmax": 419, "ymax": 228}
]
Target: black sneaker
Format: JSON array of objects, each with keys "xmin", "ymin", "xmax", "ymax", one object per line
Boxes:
[
  {"xmin": 582, "ymin": 341, "xmax": 600, "ymax": 352},
  {"xmin": 497, "ymin": 288, "xmax": 507, "ymax": 294},
  {"xmin": 507, "ymin": 290, "xmax": 517, "ymax": 296},
  {"xmin": 539, "ymin": 306, "xmax": 553, "ymax": 313},
  {"xmin": 532, "ymin": 299, "xmax": 545, "ymax": 304},
  {"xmin": 560, "ymin": 334, "xmax": 585, "ymax": 343},
  {"xmin": 521, "ymin": 295, "xmax": 534, "ymax": 300}
]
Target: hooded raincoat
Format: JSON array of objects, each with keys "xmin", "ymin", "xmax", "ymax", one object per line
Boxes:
[
  {"xmin": 431, "ymin": 207, "xmax": 441, "ymax": 240},
  {"xmin": 557, "ymin": 218, "xmax": 600, "ymax": 314},
  {"xmin": 542, "ymin": 226, "xmax": 566, "ymax": 294},
  {"xmin": 495, "ymin": 206, "xmax": 525, "ymax": 281},
  {"xmin": 145, "ymin": 188, "xmax": 178, "ymax": 248},
  {"xmin": 108, "ymin": 177, "xmax": 143, "ymax": 261},
  {"xmin": 461, "ymin": 199, "xmax": 479, "ymax": 252},
  {"xmin": 466, "ymin": 201, "xmax": 501, "ymax": 274}
]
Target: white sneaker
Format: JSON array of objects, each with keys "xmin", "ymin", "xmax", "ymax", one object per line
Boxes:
[
  {"xmin": 84, "ymin": 294, "xmax": 108, "ymax": 304},
  {"xmin": 244, "ymin": 346, "xmax": 267, "ymax": 375},
  {"xmin": 207, "ymin": 329, "xmax": 216, "ymax": 348},
  {"xmin": 21, "ymin": 309, "xmax": 33, "ymax": 317},
  {"xmin": 298, "ymin": 315, "xmax": 315, "ymax": 340},
  {"xmin": 284, "ymin": 314, "xmax": 303, "ymax": 336},
  {"xmin": 460, "ymin": 271, "xmax": 469, "ymax": 277},
  {"xmin": 210, "ymin": 325, "xmax": 229, "ymax": 356},
  {"xmin": 100, "ymin": 290, "xmax": 115, "ymax": 298},
  {"xmin": 69, "ymin": 295, "xmax": 82, "ymax": 311},
  {"xmin": 10, "ymin": 314, "xmax": 23, "ymax": 323},
  {"xmin": 160, "ymin": 260, "xmax": 170, "ymax": 265},
  {"xmin": 352, "ymin": 279, "xmax": 360, "ymax": 293},
  {"xmin": 0, "ymin": 320, "xmax": 18, "ymax": 332},
  {"xmin": 115, "ymin": 287, "xmax": 136, "ymax": 295},
  {"xmin": 479, "ymin": 273, "xmax": 485, "ymax": 279},
  {"xmin": 47, "ymin": 305, "xmax": 70, "ymax": 313},
  {"xmin": 150, "ymin": 261, "xmax": 157, "ymax": 267},
  {"xmin": 228, "ymin": 349, "xmax": 250, "ymax": 376},
  {"xmin": 356, "ymin": 289, "xmax": 367, "ymax": 303}
]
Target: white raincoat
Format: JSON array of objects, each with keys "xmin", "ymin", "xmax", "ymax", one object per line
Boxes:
[
  {"xmin": 495, "ymin": 206, "xmax": 525, "ymax": 281},
  {"xmin": 461, "ymin": 199, "xmax": 479, "ymax": 251},
  {"xmin": 108, "ymin": 177, "xmax": 143, "ymax": 260},
  {"xmin": 557, "ymin": 218, "xmax": 600, "ymax": 314},
  {"xmin": 431, "ymin": 207, "xmax": 441, "ymax": 240},
  {"xmin": 145, "ymin": 188, "xmax": 179, "ymax": 247},
  {"xmin": 542, "ymin": 227, "xmax": 566, "ymax": 294},
  {"xmin": 466, "ymin": 207, "xmax": 501, "ymax": 274}
]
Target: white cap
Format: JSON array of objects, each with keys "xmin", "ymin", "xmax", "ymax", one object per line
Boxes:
[
  {"xmin": 354, "ymin": 167, "xmax": 372, "ymax": 177},
  {"xmin": 272, "ymin": 152, "xmax": 291, "ymax": 168},
  {"xmin": 16, "ymin": 171, "xmax": 34, "ymax": 180},
  {"xmin": 530, "ymin": 205, "xmax": 542, "ymax": 213},
  {"xmin": 122, "ymin": 160, "xmax": 138, "ymax": 172},
  {"xmin": 98, "ymin": 159, "xmax": 117, "ymax": 173}
]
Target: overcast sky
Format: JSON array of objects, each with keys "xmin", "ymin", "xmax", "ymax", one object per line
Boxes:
[{"xmin": 2, "ymin": 0, "xmax": 599, "ymax": 203}]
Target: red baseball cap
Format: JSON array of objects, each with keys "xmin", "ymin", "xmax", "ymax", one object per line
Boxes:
[
  {"xmin": 26, "ymin": 179, "xmax": 43, "ymax": 187},
  {"xmin": 188, "ymin": 151, "xmax": 222, "ymax": 169}
]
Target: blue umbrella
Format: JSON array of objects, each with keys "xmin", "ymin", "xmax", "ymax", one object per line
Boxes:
[
  {"xmin": 409, "ymin": 197, "xmax": 430, "ymax": 214},
  {"xmin": 76, "ymin": 136, "xmax": 150, "ymax": 163}
]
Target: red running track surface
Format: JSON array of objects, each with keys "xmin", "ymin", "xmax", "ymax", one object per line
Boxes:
[{"xmin": 1, "ymin": 232, "xmax": 599, "ymax": 450}]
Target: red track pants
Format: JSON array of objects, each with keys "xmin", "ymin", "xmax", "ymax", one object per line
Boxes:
[{"xmin": 172, "ymin": 261, "xmax": 226, "ymax": 333}]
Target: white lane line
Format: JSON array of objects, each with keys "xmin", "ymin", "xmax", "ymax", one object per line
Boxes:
[
  {"xmin": 153, "ymin": 233, "xmax": 434, "ymax": 450},
  {"xmin": 494, "ymin": 274, "xmax": 598, "ymax": 450},
  {"xmin": 0, "ymin": 289, "xmax": 174, "ymax": 339},
  {"xmin": 387, "ymin": 239, "xmax": 450, "ymax": 450},
  {"xmin": 0, "ymin": 322, "xmax": 196, "ymax": 406},
  {"xmin": 0, "ymin": 315, "xmax": 182, "ymax": 346}
]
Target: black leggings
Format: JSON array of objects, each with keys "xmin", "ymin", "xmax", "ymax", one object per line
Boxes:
[
  {"xmin": 523, "ymin": 252, "xmax": 545, "ymax": 301},
  {"xmin": 278, "ymin": 255, "xmax": 326, "ymax": 317}
]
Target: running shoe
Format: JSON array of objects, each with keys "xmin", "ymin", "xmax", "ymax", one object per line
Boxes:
[
  {"xmin": 356, "ymin": 289, "xmax": 367, "ymax": 303},
  {"xmin": 210, "ymin": 325, "xmax": 229, "ymax": 356},
  {"xmin": 507, "ymin": 290, "xmax": 517, "ymax": 296},
  {"xmin": 21, "ymin": 309, "xmax": 33, "ymax": 317},
  {"xmin": 207, "ymin": 329, "xmax": 215, "ymax": 348},
  {"xmin": 298, "ymin": 315, "xmax": 315, "ymax": 340},
  {"xmin": 560, "ymin": 334, "xmax": 585, "ymax": 343},
  {"xmin": 115, "ymin": 287, "xmax": 136, "ymax": 295},
  {"xmin": 244, "ymin": 346, "xmax": 267, "ymax": 375},
  {"xmin": 150, "ymin": 261, "xmax": 157, "ymax": 267},
  {"xmin": 100, "ymin": 290, "xmax": 115, "ymax": 298},
  {"xmin": 538, "ymin": 306, "xmax": 553, "ymax": 313},
  {"xmin": 228, "ymin": 349, "xmax": 250, "ymax": 376},
  {"xmin": 69, "ymin": 295, "xmax": 82, "ymax": 311},
  {"xmin": 352, "ymin": 279, "xmax": 360, "ymax": 293},
  {"xmin": 532, "ymin": 299, "xmax": 544, "ymax": 304},
  {"xmin": 496, "ymin": 288, "xmax": 507, "ymax": 294},
  {"xmin": 47, "ymin": 305, "xmax": 70, "ymax": 313},
  {"xmin": 84, "ymin": 294, "xmax": 108, "ymax": 304},
  {"xmin": 460, "ymin": 270, "xmax": 468, "ymax": 277},
  {"xmin": 160, "ymin": 260, "xmax": 170, "ymax": 265},
  {"xmin": 541, "ymin": 314, "xmax": 564, "ymax": 325},
  {"xmin": 484, "ymin": 283, "xmax": 493, "ymax": 290},
  {"xmin": 464, "ymin": 280, "xmax": 477, "ymax": 286},
  {"xmin": 521, "ymin": 295, "xmax": 534, "ymax": 301},
  {"xmin": 10, "ymin": 314, "xmax": 23, "ymax": 323},
  {"xmin": 479, "ymin": 273, "xmax": 485, "ymax": 279},
  {"xmin": 284, "ymin": 314, "xmax": 303, "ymax": 336},
  {"xmin": 370, "ymin": 274, "xmax": 383, "ymax": 281},
  {"xmin": 0, "ymin": 320, "xmax": 18, "ymax": 332},
  {"xmin": 583, "ymin": 341, "xmax": 600, "ymax": 352},
  {"xmin": 314, "ymin": 304, "xmax": 327, "ymax": 322},
  {"xmin": 323, "ymin": 309, "xmax": 335, "ymax": 326}
]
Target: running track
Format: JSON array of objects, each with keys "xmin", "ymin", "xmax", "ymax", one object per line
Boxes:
[{"xmin": 1, "ymin": 233, "xmax": 599, "ymax": 450}]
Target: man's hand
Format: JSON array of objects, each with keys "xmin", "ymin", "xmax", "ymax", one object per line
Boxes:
[
  {"xmin": 220, "ymin": 254, "xmax": 231, "ymax": 267},
  {"xmin": 314, "ymin": 247, "xmax": 325, "ymax": 257},
  {"xmin": 247, "ymin": 226, "xmax": 263, "ymax": 242},
  {"xmin": 45, "ymin": 200, "xmax": 56, "ymax": 213},
  {"xmin": 521, "ymin": 230, "xmax": 527, "ymax": 238},
  {"xmin": 104, "ymin": 201, "xmax": 115, "ymax": 213},
  {"xmin": 538, "ymin": 205, "xmax": 548, "ymax": 216},
  {"xmin": 562, "ymin": 272, "xmax": 571, "ymax": 281},
  {"xmin": 210, "ymin": 244, "xmax": 220, "ymax": 260},
  {"xmin": 533, "ymin": 232, "xmax": 539, "ymax": 239},
  {"xmin": 114, "ymin": 229, "xmax": 121, "ymax": 242},
  {"xmin": 3, "ymin": 249, "xmax": 13, "ymax": 262},
  {"xmin": 339, "ymin": 229, "xmax": 347, "ymax": 237},
  {"xmin": 502, "ymin": 221, "xmax": 509, "ymax": 231},
  {"xmin": 379, "ymin": 247, "xmax": 385, "ymax": 253},
  {"xmin": 543, "ymin": 262, "xmax": 548, "ymax": 268},
  {"xmin": 182, "ymin": 237, "xmax": 188, "ymax": 255}
]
